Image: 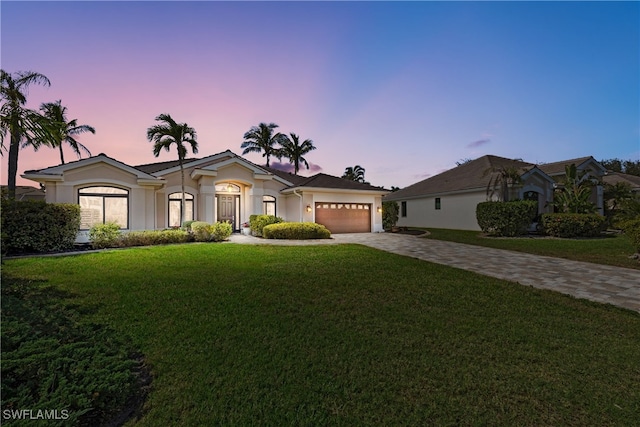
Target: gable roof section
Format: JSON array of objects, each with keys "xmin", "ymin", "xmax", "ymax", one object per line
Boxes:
[
  {"xmin": 262, "ymin": 167, "xmax": 310, "ymax": 186},
  {"xmin": 22, "ymin": 153, "xmax": 164, "ymax": 185},
  {"xmin": 385, "ymin": 155, "xmax": 534, "ymax": 201},
  {"xmin": 603, "ymin": 172, "xmax": 640, "ymax": 190},
  {"xmin": 134, "ymin": 158, "xmax": 201, "ymax": 174},
  {"xmin": 538, "ymin": 156, "xmax": 605, "ymax": 177}
]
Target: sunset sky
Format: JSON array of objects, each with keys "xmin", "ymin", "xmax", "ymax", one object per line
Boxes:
[{"xmin": 2, "ymin": 1, "xmax": 638, "ymax": 189}]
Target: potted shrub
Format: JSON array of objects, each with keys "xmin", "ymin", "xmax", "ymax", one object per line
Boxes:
[{"xmin": 242, "ymin": 222, "xmax": 251, "ymax": 236}]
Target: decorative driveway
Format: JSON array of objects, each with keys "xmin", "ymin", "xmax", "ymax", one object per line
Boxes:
[{"xmin": 229, "ymin": 233, "xmax": 640, "ymax": 313}]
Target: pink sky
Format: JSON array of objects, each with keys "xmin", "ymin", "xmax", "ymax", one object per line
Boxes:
[{"xmin": 2, "ymin": 1, "xmax": 638, "ymax": 189}]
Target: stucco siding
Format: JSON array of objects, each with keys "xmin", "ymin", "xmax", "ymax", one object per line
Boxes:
[{"xmin": 396, "ymin": 192, "xmax": 486, "ymax": 231}]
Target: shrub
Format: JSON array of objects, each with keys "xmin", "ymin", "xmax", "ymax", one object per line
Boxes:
[
  {"xmin": 191, "ymin": 221, "xmax": 233, "ymax": 242},
  {"xmin": 620, "ymin": 218, "xmax": 640, "ymax": 253},
  {"xmin": 89, "ymin": 222, "xmax": 122, "ymax": 249},
  {"xmin": 382, "ymin": 201, "xmax": 399, "ymax": 230},
  {"xmin": 118, "ymin": 229, "xmax": 193, "ymax": 247},
  {"xmin": 249, "ymin": 214, "xmax": 283, "ymax": 237},
  {"xmin": 1, "ymin": 199, "xmax": 80, "ymax": 255},
  {"xmin": 181, "ymin": 220, "xmax": 196, "ymax": 231},
  {"xmin": 541, "ymin": 213, "xmax": 607, "ymax": 238},
  {"xmin": 263, "ymin": 222, "xmax": 331, "ymax": 239},
  {"xmin": 476, "ymin": 200, "xmax": 538, "ymax": 237},
  {"xmin": 210, "ymin": 221, "xmax": 233, "ymax": 241}
]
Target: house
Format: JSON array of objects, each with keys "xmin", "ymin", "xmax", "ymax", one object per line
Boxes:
[
  {"xmin": 1, "ymin": 185, "xmax": 46, "ymax": 201},
  {"xmin": 22, "ymin": 150, "xmax": 388, "ymax": 242},
  {"xmin": 384, "ymin": 155, "xmax": 606, "ymax": 231}
]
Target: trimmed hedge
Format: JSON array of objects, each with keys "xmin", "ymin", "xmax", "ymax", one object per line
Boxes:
[
  {"xmin": 476, "ymin": 200, "xmax": 537, "ymax": 237},
  {"xmin": 249, "ymin": 214, "xmax": 283, "ymax": 237},
  {"xmin": 541, "ymin": 213, "xmax": 607, "ymax": 238},
  {"xmin": 191, "ymin": 221, "xmax": 233, "ymax": 242},
  {"xmin": 620, "ymin": 218, "xmax": 640, "ymax": 253},
  {"xmin": 118, "ymin": 229, "xmax": 193, "ymax": 247},
  {"xmin": 263, "ymin": 222, "xmax": 331, "ymax": 239},
  {"xmin": 1, "ymin": 199, "xmax": 81, "ymax": 255},
  {"xmin": 89, "ymin": 222, "xmax": 122, "ymax": 249}
]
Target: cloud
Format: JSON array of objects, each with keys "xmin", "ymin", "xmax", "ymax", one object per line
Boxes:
[
  {"xmin": 269, "ymin": 161, "xmax": 323, "ymax": 174},
  {"xmin": 466, "ymin": 138, "xmax": 491, "ymax": 148}
]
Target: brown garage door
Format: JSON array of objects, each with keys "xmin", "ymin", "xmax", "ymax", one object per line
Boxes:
[{"xmin": 315, "ymin": 203, "xmax": 371, "ymax": 233}]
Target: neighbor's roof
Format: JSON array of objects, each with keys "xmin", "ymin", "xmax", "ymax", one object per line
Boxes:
[
  {"xmin": 384, "ymin": 155, "xmax": 534, "ymax": 201},
  {"xmin": 537, "ymin": 156, "xmax": 596, "ymax": 176},
  {"xmin": 603, "ymin": 171, "xmax": 640, "ymax": 189}
]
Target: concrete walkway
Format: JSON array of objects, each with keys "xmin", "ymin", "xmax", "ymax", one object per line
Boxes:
[{"xmin": 229, "ymin": 233, "xmax": 640, "ymax": 313}]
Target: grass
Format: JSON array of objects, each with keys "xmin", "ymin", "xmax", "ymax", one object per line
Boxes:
[
  {"xmin": 422, "ymin": 228, "xmax": 639, "ymax": 269},
  {"xmin": 2, "ymin": 243, "xmax": 640, "ymax": 426}
]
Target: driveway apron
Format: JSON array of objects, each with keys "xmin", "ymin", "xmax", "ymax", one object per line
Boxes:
[{"xmin": 229, "ymin": 233, "xmax": 640, "ymax": 313}]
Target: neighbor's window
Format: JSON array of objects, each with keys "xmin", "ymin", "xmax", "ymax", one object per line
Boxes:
[
  {"xmin": 79, "ymin": 186, "xmax": 129, "ymax": 229},
  {"xmin": 435, "ymin": 197, "xmax": 441, "ymax": 210},
  {"xmin": 263, "ymin": 195, "xmax": 276, "ymax": 216},
  {"xmin": 401, "ymin": 201, "xmax": 407, "ymax": 217},
  {"xmin": 168, "ymin": 192, "xmax": 194, "ymax": 227}
]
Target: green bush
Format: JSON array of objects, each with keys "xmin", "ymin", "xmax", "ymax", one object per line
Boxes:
[
  {"xmin": 541, "ymin": 213, "xmax": 607, "ymax": 238},
  {"xmin": 118, "ymin": 229, "xmax": 193, "ymax": 247},
  {"xmin": 263, "ymin": 222, "xmax": 331, "ymax": 239},
  {"xmin": 249, "ymin": 215, "xmax": 283, "ymax": 237},
  {"xmin": 191, "ymin": 221, "xmax": 233, "ymax": 242},
  {"xmin": 89, "ymin": 222, "xmax": 122, "ymax": 249},
  {"xmin": 476, "ymin": 200, "xmax": 538, "ymax": 237},
  {"xmin": 1, "ymin": 199, "xmax": 80, "ymax": 255},
  {"xmin": 181, "ymin": 220, "xmax": 196, "ymax": 231},
  {"xmin": 382, "ymin": 201, "xmax": 399, "ymax": 230},
  {"xmin": 620, "ymin": 218, "xmax": 640, "ymax": 252}
]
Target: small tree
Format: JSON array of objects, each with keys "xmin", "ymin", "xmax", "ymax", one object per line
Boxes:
[
  {"xmin": 382, "ymin": 201, "xmax": 399, "ymax": 231},
  {"xmin": 552, "ymin": 163, "xmax": 597, "ymax": 214},
  {"xmin": 484, "ymin": 166, "xmax": 522, "ymax": 202}
]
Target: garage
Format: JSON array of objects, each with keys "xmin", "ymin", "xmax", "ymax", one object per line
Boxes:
[{"xmin": 315, "ymin": 202, "xmax": 371, "ymax": 233}]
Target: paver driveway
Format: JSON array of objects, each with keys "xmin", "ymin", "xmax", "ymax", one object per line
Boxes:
[{"xmin": 229, "ymin": 232, "xmax": 640, "ymax": 313}]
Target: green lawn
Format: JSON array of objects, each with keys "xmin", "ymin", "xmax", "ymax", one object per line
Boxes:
[
  {"xmin": 422, "ymin": 228, "xmax": 639, "ymax": 269},
  {"xmin": 3, "ymin": 243, "xmax": 640, "ymax": 426}
]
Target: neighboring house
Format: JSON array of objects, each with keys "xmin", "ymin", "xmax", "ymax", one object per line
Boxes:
[
  {"xmin": 22, "ymin": 150, "xmax": 387, "ymax": 242},
  {"xmin": 1, "ymin": 185, "xmax": 46, "ymax": 201},
  {"xmin": 603, "ymin": 171, "xmax": 640, "ymax": 193},
  {"xmin": 384, "ymin": 155, "xmax": 606, "ymax": 231}
]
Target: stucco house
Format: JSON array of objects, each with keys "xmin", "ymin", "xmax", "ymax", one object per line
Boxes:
[
  {"xmin": 384, "ymin": 155, "xmax": 606, "ymax": 231},
  {"xmin": 22, "ymin": 150, "xmax": 388, "ymax": 242}
]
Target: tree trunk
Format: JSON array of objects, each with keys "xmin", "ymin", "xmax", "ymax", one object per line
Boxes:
[
  {"xmin": 180, "ymin": 162, "xmax": 186, "ymax": 226},
  {"xmin": 7, "ymin": 130, "xmax": 21, "ymax": 200},
  {"xmin": 59, "ymin": 144, "xmax": 65, "ymax": 164}
]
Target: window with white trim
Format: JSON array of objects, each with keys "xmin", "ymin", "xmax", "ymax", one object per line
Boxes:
[
  {"xmin": 79, "ymin": 186, "xmax": 129, "ymax": 229},
  {"xmin": 168, "ymin": 192, "xmax": 194, "ymax": 227},
  {"xmin": 263, "ymin": 195, "xmax": 276, "ymax": 216}
]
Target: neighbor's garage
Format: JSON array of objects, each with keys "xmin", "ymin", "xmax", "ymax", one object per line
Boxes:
[{"xmin": 315, "ymin": 202, "xmax": 371, "ymax": 233}]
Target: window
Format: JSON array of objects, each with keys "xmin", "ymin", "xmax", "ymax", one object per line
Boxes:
[
  {"xmin": 401, "ymin": 201, "xmax": 407, "ymax": 217},
  {"xmin": 79, "ymin": 186, "xmax": 128, "ymax": 229},
  {"xmin": 168, "ymin": 192, "xmax": 194, "ymax": 227},
  {"xmin": 435, "ymin": 197, "xmax": 441, "ymax": 210},
  {"xmin": 263, "ymin": 195, "xmax": 276, "ymax": 216},
  {"xmin": 215, "ymin": 183, "xmax": 240, "ymax": 193}
]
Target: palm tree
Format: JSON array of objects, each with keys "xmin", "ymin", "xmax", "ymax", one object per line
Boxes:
[
  {"xmin": 147, "ymin": 114, "xmax": 198, "ymax": 225},
  {"xmin": 241, "ymin": 122, "xmax": 283, "ymax": 167},
  {"xmin": 551, "ymin": 163, "xmax": 597, "ymax": 214},
  {"xmin": 277, "ymin": 133, "xmax": 316, "ymax": 175},
  {"xmin": 484, "ymin": 166, "xmax": 523, "ymax": 202},
  {"xmin": 39, "ymin": 100, "xmax": 94, "ymax": 164},
  {"xmin": 342, "ymin": 165, "xmax": 366, "ymax": 183},
  {"xmin": 1, "ymin": 69, "xmax": 51, "ymax": 199}
]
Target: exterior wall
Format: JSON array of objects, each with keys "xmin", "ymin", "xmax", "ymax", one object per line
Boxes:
[{"xmin": 395, "ymin": 191, "xmax": 487, "ymax": 231}]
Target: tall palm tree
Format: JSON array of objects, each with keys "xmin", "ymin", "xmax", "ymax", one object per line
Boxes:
[
  {"xmin": 241, "ymin": 122, "xmax": 283, "ymax": 167},
  {"xmin": 277, "ymin": 133, "xmax": 316, "ymax": 175},
  {"xmin": 1, "ymin": 69, "xmax": 51, "ymax": 199},
  {"xmin": 147, "ymin": 114, "xmax": 198, "ymax": 225},
  {"xmin": 342, "ymin": 165, "xmax": 367, "ymax": 183},
  {"xmin": 39, "ymin": 100, "xmax": 94, "ymax": 164}
]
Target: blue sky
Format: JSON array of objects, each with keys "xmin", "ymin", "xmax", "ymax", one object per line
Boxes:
[{"xmin": 2, "ymin": 1, "xmax": 638, "ymax": 188}]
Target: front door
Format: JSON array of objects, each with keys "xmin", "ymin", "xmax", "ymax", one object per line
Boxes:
[{"xmin": 218, "ymin": 195, "xmax": 237, "ymax": 229}]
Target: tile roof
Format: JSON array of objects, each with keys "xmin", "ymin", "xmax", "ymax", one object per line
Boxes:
[
  {"xmin": 133, "ymin": 158, "xmax": 202, "ymax": 174},
  {"xmin": 262, "ymin": 167, "xmax": 309, "ymax": 186},
  {"xmin": 385, "ymin": 155, "xmax": 534, "ymax": 201},
  {"xmin": 293, "ymin": 173, "xmax": 387, "ymax": 191},
  {"xmin": 537, "ymin": 156, "xmax": 594, "ymax": 176}
]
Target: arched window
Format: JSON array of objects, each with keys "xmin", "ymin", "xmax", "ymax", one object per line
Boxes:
[
  {"xmin": 79, "ymin": 186, "xmax": 129, "ymax": 229},
  {"xmin": 263, "ymin": 195, "xmax": 276, "ymax": 216},
  {"xmin": 168, "ymin": 192, "xmax": 194, "ymax": 227},
  {"xmin": 215, "ymin": 183, "xmax": 241, "ymax": 193}
]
